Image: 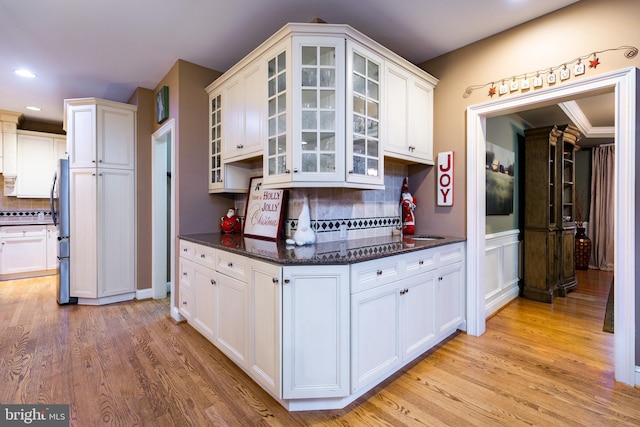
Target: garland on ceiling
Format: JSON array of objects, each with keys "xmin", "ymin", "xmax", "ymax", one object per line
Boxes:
[{"xmin": 462, "ymin": 45, "xmax": 638, "ymax": 98}]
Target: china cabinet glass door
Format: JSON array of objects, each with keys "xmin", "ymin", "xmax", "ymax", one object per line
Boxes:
[
  {"xmin": 290, "ymin": 37, "xmax": 345, "ymax": 184},
  {"xmin": 209, "ymin": 93, "xmax": 222, "ymax": 190},
  {"xmin": 346, "ymin": 41, "xmax": 384, "ymax": 186},
  {"xmin": 266, "ymin": 49, "xmax": 288, "ymax": 179}
]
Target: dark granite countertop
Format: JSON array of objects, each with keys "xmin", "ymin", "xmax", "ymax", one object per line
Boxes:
[{"xmin": 180, "ymin": 233, "xmax": 465, "ymax": 265}]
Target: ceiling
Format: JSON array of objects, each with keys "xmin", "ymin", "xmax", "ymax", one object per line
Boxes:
[
  {"xmin": 1, "ymin": 0, "xmax": 589, "ymax": 129},
  {"xmin": 515, "ymin": 91, "xmax": 615, "ymax": 148}
]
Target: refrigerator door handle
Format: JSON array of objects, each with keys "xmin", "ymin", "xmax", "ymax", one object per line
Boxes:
[{"xmin": 50, "ymin": 170, "xmax": 58, "ymax": 226}]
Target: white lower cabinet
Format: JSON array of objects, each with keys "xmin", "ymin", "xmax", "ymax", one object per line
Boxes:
[
  {"xmin": 351, "ymin": 267, "xmax": 437, "ymax": 393},
  {"xmin": 250, "ymin": 260, "xmax": 282, "ymax": 399},
  {"xmin": 437, "ymin": 261, "xmax": 465, "ymax": 335},
  {"xmin": 351, "ymin": 280, "xmax": 401, "ymax": 392},
  {"xmin": 46, "ymin": 224, "xmax": 59, "ymax": 270},
  {"xmin": 281, "ymin": 265, "xmax": 350, "ymax": 399},
  {"xmin": 0, "ymin": 225, "xmax": 48, "ymax": 274},
  {"xmin": 214, "ymin": 270, "xmax": 250, "ymax": 367},
  {"xmin": 192, "ymin": 263, "xmax": 217, "ymax": 342},
  {"xmin": 177, "ymin": 238, "xmax": 465, "ymax": 411}
]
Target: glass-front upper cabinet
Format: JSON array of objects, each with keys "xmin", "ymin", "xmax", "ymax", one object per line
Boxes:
[
  {"xmin": 209, "ymin": 92, "xmax": 223, "ymax": 192},
  {"xmin": 264, "ymin": 36, "xmax": 346, "ymax": 187},
  {"xmin": 346, "ymin": 40, "xmax": 384, "ymax": 187}
]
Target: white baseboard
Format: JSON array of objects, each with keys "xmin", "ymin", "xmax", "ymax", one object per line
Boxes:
[
  {"xmin": 77, "ymin": 292, "xmax": 135, "ymax": 306},
  {"xmin": 486, "ymin": 284, "xmax": 519, "ymax": 318},
  {"xmin": 635, "ymin": 366, "xmax": 640, "ymax": 388},
  {"xmin": 136, "ymin": 288, "xmax": 154, "ymax": 300},
  {"xmin": 171, "ymin": 306, "xmax": 185, "ymax": 322}
]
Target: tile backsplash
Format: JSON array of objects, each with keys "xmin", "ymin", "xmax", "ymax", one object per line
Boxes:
[{"xmin": 234, "ymin": 161, "xmax": 409, "ymax": 243}]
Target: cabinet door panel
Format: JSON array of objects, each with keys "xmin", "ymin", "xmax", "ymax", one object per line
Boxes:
[
  {"xmin": 0, "ymin": 228, "xmax": 47, "ymax": 274},
  {"xmin": 16, "ymin": 134, "xmax": 54, "ymax": 198},
  {"xmin": 401, "ymin": 271, "xmax": 437, "ymax": 360},
  {"xmin": 215, "ymin": 271, "xmax": 249, "ymax": 367},
  {"xmin": 437, "ymin": 262, "xmax": 465, "ymax": 334},
  {"xmin": 98, "ymin": 169, "xmax": 135, "ymax": 296},
  {"xmin": 193, "ymin": 264, "xmax": 216, "ymax": 341},
  {"xmin": 250, "ymin": 261, "xmax": 281, "ymax": 398},
  {"xmin": 69, "ymin": 169, "xmax": 97, "ymax": 298},
  {"xmin": 351, "ymin": 282, "xmax": 400, "ymax": 393},
  {"xmin": 97, "ymin": 105, "xmax": 135, "ymax": 169},
  {"xmin": 67, "ymin": 104, "xmax": 96, "ymax": 168},
  {"xmin": 282, "ymin": 265, "xmax": 349, "ymax": 399}
]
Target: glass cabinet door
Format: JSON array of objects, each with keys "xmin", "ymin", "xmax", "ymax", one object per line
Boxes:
[
  {"xmin": 300, "ymin": 44, "xmax": 337, "ymax": 174},
  {"xmin": 209, "ymin": 93, "xmax": 222, "ymax": 191},
  {"xmin": 346, "ymin": 41, "xmax": 384, "ymax": 186},
  {"xmin": 290, "ymin": 37, "xmax": 345, "ymax": 184},
  {"xmin": 266, "ymin": 49, "xmax": 288, "ymax": 179}
]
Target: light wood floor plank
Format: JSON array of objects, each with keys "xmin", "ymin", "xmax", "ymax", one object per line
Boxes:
[{"xmin": 1, "ymin": 270, "xmax": 639, "ymax": 426}]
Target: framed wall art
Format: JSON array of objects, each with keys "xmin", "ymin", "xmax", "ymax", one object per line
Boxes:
[
  {"xmin": 243, "ymin": 177, "xmax": 286, "ymax": 240},
  {"xmin": 156, "ymin": 85, "xmax": 169, "ymax": 124}
]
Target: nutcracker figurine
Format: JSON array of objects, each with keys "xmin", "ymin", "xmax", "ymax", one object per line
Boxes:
[{"xmin": 399, "ymin": 178, "xmax": 416, "ymax": 235}]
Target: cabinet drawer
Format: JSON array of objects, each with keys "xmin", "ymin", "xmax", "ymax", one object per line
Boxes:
[
  {"xmin": 0, "ymin": 224, "xmax": 47, "ymax": 237},
  {"xmin": 193, "ymin": 244, "xmax": 216, "ymax": 269},
  {"xmin": 350, "ymin": 256, "xmax": 401, "ymax": 294},
  {"xmin": 438, "ymin": 243, "xmax": 465, "ymax": 267},
  {"xmin": 403, "ymin": 248, "xmax": 437, "ymax": 275},
  {"xmin": 179, "ymin": 258, "xmax": 195, "ymax": 291},
  {"xmin": 215, "ymin": 250, "xmax": 249, "ymax": 283},
  {"xmin": 179, "ymin": 240, "xmax": 196, "ymax": 261},
  {"xmin": 179, "ymin": 287, "xmax": 193, "ymax": 320}
]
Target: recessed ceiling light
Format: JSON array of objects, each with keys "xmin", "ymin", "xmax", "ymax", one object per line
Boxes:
[
  {"xmin": 15, "ymin": 69, "xmax": 36, "ymax": 78},
  {"xmin": 26, "ymin": 106, "xmax": 41, "ymax": 111}
]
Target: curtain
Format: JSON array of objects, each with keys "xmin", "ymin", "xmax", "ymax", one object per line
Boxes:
[{"xmin": 588, "ymin": 144, "xmax": 615, "ymax": 270}]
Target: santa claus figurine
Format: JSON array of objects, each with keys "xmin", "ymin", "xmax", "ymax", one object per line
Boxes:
[
  {"xmin": 220, "ymin": 208, "xmax": 241, "ymax": 234},
  {"xmin": 400, "ymin": 178, "xmax": 416, "ymax": 235}
]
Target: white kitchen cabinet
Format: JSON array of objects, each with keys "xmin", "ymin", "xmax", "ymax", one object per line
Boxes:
[
  {"xmin": 206, "ymin": 23, "xmax": 437, "ymax": 192},
  {"xmin": 281, "ymin": 264, "xmax": 350, "ymax": 399},
  {"xmin": 350, "ymin": 261, "xmax": 436, "ymax": 393},
  {"xmin": 384, "ymin": 61, "xmax": 435, "ymax": 164},
  {"xmin": 222, "ymin": 62, "xmax": 265, "ymax": 161},
  {"xmin": 178, "ymin": 257, "xmax": 195, "ymax": 321},
  {"xmin": 345, "ymin": 40, "xmax": 384, "ymax": 187},
  {"xmin": 46, "ymin": 224, "xmax": 59, "ymax": 270},
  {"xmin": 214, "ymin": 270, "xmax": 250, "ymax": 368},
  {"xmin": 193, "ymin": 262, "xmax": 217, "ymax": 341},
  {"xmin": 350, "ymin": 280, "xmax": 401, "ymax": 393},
  {"xmin": 69, "ymin": 168, "xmax": 135, "ymax": 300},
  {"xmin": 435, "ymin": 242, "xmax": 465, "ymax": 334},
  {"xmin": 249, "ymin": 259, "xmax": 282, "ymax": 398},
  {"xmin": 437, "ymin": 261, "xmax": 465, "ymax": 335},
  {"xmin": 66, "ymin": 98, "xmax": 136, "ymax": 304},
  {"xmin": 65, "ymin": 98, "xmax": 135, "ymax": 170},
  {"xmin": 178, "ymin": 241, "xmax": 217, "ymax": 336},
  {"xmin": 207, "ymin": 90, "xmax": 253, "ymax": 194},
  {"xmin": 0, "ymin": 225, "xmax": 48, "ymax": 274},
  {"xmin": 16, "ymin": 131, "xmax": 66, "ymax": 198}
]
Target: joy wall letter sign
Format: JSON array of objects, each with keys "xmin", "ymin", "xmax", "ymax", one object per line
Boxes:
[{"xmin": 437, "ymin": 151, "xmax": 453, "ymax": 206}]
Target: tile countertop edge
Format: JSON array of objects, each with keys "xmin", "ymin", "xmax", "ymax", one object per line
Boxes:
[{"xmin": 179, "ymin": 233, "xmax": 466, "ymax": 265}]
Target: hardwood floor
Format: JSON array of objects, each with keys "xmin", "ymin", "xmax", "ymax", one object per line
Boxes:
[{"xmin": 1, "ymin": 270, "xmax": 638, "ymax": 426}]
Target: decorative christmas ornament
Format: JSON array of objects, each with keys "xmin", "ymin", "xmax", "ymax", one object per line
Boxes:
[
  {"xmin": 285, "ymin": 195, "xmax": 316, "ymax": 246},
  {"xmin": 399, "ymin": 177, "xmax": 416, "ymax": 235},
  {"xmin": 220, "ymin": 208, "xmax": 241, "ymax": 233},
  {"xmin": 488, "ymin": 86, "xmax": 496, "ymax": 97},
  {"xmin": 589, "ymin": 55, "xmax": 600, "ymax": 68}
]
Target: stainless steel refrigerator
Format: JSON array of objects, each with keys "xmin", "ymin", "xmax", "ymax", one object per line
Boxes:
[{"xmin": 50, "ymin": 158, "xmax": 77, "ymax": 305}]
